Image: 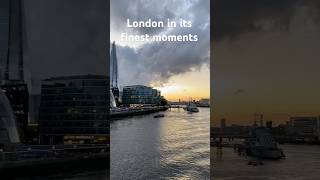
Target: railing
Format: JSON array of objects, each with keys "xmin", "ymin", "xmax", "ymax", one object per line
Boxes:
[{"xmin": 0, "ymin": 144, "xmax": 109, "ymax": 162}]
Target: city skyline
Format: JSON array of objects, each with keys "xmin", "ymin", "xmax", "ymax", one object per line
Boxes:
[
  {"xmin": 212, "ymin": 0, "xmax": 320, "ymax": 125},
  {"xmin": 110, "ymin": 0, "xmax": 210, "ymax": 102}
]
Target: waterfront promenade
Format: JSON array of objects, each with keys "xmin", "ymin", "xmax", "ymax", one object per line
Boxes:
[
  {"xmin": 110, "ymin": 106, "xmax": 168, "ymax": 119},
  {"xmin": 0, "ymin": 144, "xmax": 109, "ymax": 178}
]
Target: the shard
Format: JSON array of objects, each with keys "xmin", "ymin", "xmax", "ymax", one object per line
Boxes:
[
  {"xmin": 110, "ymin": 41, "xmax": 119, "ymax": 105},
  {"xmin": 0, "ymin": 0, "xmax": 24, "ymax": 81},
  {"xmin": 0, "ymin": 0, "xmax": 28, "ymax": 144},
  {"xmin": 110, "ymin": 41, "xmax": 118, "ymax": 88}
]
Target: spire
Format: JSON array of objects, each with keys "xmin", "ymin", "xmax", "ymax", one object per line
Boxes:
[
  {"xmin": 4, "ymin": 0, "xmax": 24, "ymax": 81},
  {"xmin": 110, "ymin": 41, "xmax": 118, "ymax": 88}
]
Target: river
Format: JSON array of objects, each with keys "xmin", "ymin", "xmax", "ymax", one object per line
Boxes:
[
  {"xmin": 212, "ymin": 144, "xmax": 320, "ymax": 180},
  {"xmin": 110, "ymin": 107, "xmax": 210, "ymax": 179}
]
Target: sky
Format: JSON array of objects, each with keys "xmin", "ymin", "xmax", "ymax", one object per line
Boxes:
[
  {"xmin": 212, "ymin": 0, "xmax": 320, "ymax": 126},
  {"xmin": 110, "ymin": 0, "xmax": 210, "ymax": 101},
  {"xmin": 23, "ymin": 0, "xmax": 108, "ymax": 94}
]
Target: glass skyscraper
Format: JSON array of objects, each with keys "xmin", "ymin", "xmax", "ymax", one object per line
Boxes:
[
  {"xmin": 0, "ymin": 0, "xmax": 28, "ymax": 143},
  {"xmin": 0, "ymin": 0, "xmax": 24, "ymax": 81}
]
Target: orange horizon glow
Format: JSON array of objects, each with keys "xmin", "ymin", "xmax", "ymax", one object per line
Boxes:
[{"xmin": 152, "ymin": 64, "xmax": 210, "ymax": 102}]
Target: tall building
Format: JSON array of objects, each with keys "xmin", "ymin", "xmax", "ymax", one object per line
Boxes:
[
  {"xmin": 0, "ymin": 0, "xmax": 24, "ymax": 81},
  {"xmin": 122, "ymin": 85, "xmax": 161, "ymax": 106},
  {"xmin": 110, "ymin": 42, "xmax": 119, "ymax": 105},
  {"xmin": 0, "ymin": 0, "xmax": 28, "ymax": 143},
  {"xmin": 110, "ymin": 41, "xmax": 118, "ymax": 88},
  {"xmin": 39, "ymin": 75, "xmax": 109, "ymax": 145}
]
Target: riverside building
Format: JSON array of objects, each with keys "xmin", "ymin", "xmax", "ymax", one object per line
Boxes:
[
  {"xmin": 122, "ymin": 85, "xmax": 161, "ymax": 106},
  {"xmin": 39, "ymin": 75, "xmax": 109, "ymax": 145}
]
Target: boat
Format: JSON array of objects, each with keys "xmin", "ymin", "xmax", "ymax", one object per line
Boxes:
[
  {"xmin": 153, "ymin": 114, "xmax": 164, "ymax": 118},
  {"xmin": 244, "ymin": 127, "xmax": 285, "ymax": 159},
  {"xmin": 185, "ymin": 102, "xmax": 199, "ymax": 112}
]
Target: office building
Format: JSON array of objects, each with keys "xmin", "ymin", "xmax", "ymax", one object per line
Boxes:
[
  {"xmin": 290, "ymin": 116, "xmax": 318, "ymax": 136},
  {"xmin": 39, "ymin": 75, "xmax": 109, "ymax": 145},
  {"xmin": 122, "ymin": 85, "xmax": 161, "ymax": 105}
]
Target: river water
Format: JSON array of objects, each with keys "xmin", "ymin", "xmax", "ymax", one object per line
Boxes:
[
  {"xmin": 111, "ymin": 107, "xmax": 210, "ymax": 179},
  {"xmin": 212, "ymin": 144, "xmax": 320, "ymax": 180}
]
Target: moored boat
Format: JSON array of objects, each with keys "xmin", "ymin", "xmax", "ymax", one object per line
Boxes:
[
  {"xmin": 244, "ymin": 127, "xmax": 285, "ymax": 159},
  {"xmin": 185, "ymin": 102, "xmax": 199, "ymax": 112}
]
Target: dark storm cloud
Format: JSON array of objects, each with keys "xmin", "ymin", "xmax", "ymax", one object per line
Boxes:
[
  {"xmin": 24, "ymin": 0, "xmax": 108, "ymax": 93},
  {"xmin": 111, "ymin": 0, "xmax": 178, "ymax": 35},
  {"xmin": 111, "ymin": 0, "xmax": 210, "ymax": 86},
  {"xmin": 213, "ymin": 0, "xmax": 320, "ymax": 40},
  {"xmin": 213, "ymin": 0, "xmax": 320, "ymax": 125}
]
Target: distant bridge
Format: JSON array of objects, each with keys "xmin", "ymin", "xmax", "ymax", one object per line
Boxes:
[
  {"xmin": 211, "ymin": 132, "xmax": 319, "ymax": 142},
  {"xmin": 168, "ymin": 104, "xmax": 186, "ymax": 108}
]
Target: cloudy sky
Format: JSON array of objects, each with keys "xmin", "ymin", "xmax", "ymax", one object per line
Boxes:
[
  {"xmin": 111, "ymin": 0, "xmax": 210, "ymax": 101},
  {"xmin": 213, "ymin": 0, "xmax": 320, "ymax": 125},
  {"xmin": 23, "ymin": 0, "xmax": 108, "ymax": 94}
]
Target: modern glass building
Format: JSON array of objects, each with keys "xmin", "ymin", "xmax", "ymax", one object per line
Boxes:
[
  {"xmin": 0, "ymin": 0, "xmax": 24, "ymax": 81},
  {"xmin": 110, "ymin": 42, "xmax": 120, "ymax": 105},
  {"xmin": 39, "ymin": 75, "xmax": 109, "ymax": 145},
  {"xmin": 122, "ymin": 85, "xmax": 161, "ymax": 106}
]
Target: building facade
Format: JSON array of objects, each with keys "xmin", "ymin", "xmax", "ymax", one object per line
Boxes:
[
  {"xmin": 290, "ymin": 116, "xmax": 319, "ymax": 137},
  {"xmin": 122, "ymin": 85, "xmax": 161, "ymax": 105},
  {"xmin": 39, "ymin": 75, "xmax": 109, "ymax": 145}
]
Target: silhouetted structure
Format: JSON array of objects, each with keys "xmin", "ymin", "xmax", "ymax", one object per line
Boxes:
[
  {"xmin": 110, "ymin": 42, "xmax": 119, "ymax": 105},
  {"xmin": 39, "ymin": 75, "xmax": 109, "ymax": 145},
  {"xmin": 0, "ymin": 0, "xmax": 28, "ymax": 143}
]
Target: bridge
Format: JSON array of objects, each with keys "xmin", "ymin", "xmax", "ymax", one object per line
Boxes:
[{"xmin": 168, "ymin": 104, "xmax": 186, "ymax": 108}]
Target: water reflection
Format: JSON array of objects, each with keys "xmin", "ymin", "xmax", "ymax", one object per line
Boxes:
[
  {"xmin": 212, "ymin": 144, "xmax": 320, "ymax": 180},
  {"xmin": 111, "ymin": 108, "xmax": 210, "ymax": 179}
]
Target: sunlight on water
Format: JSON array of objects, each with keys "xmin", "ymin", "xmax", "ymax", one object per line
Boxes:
[{"xmin": 111, "ymin": 108, "xmax": 210, "ymax": 179}]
